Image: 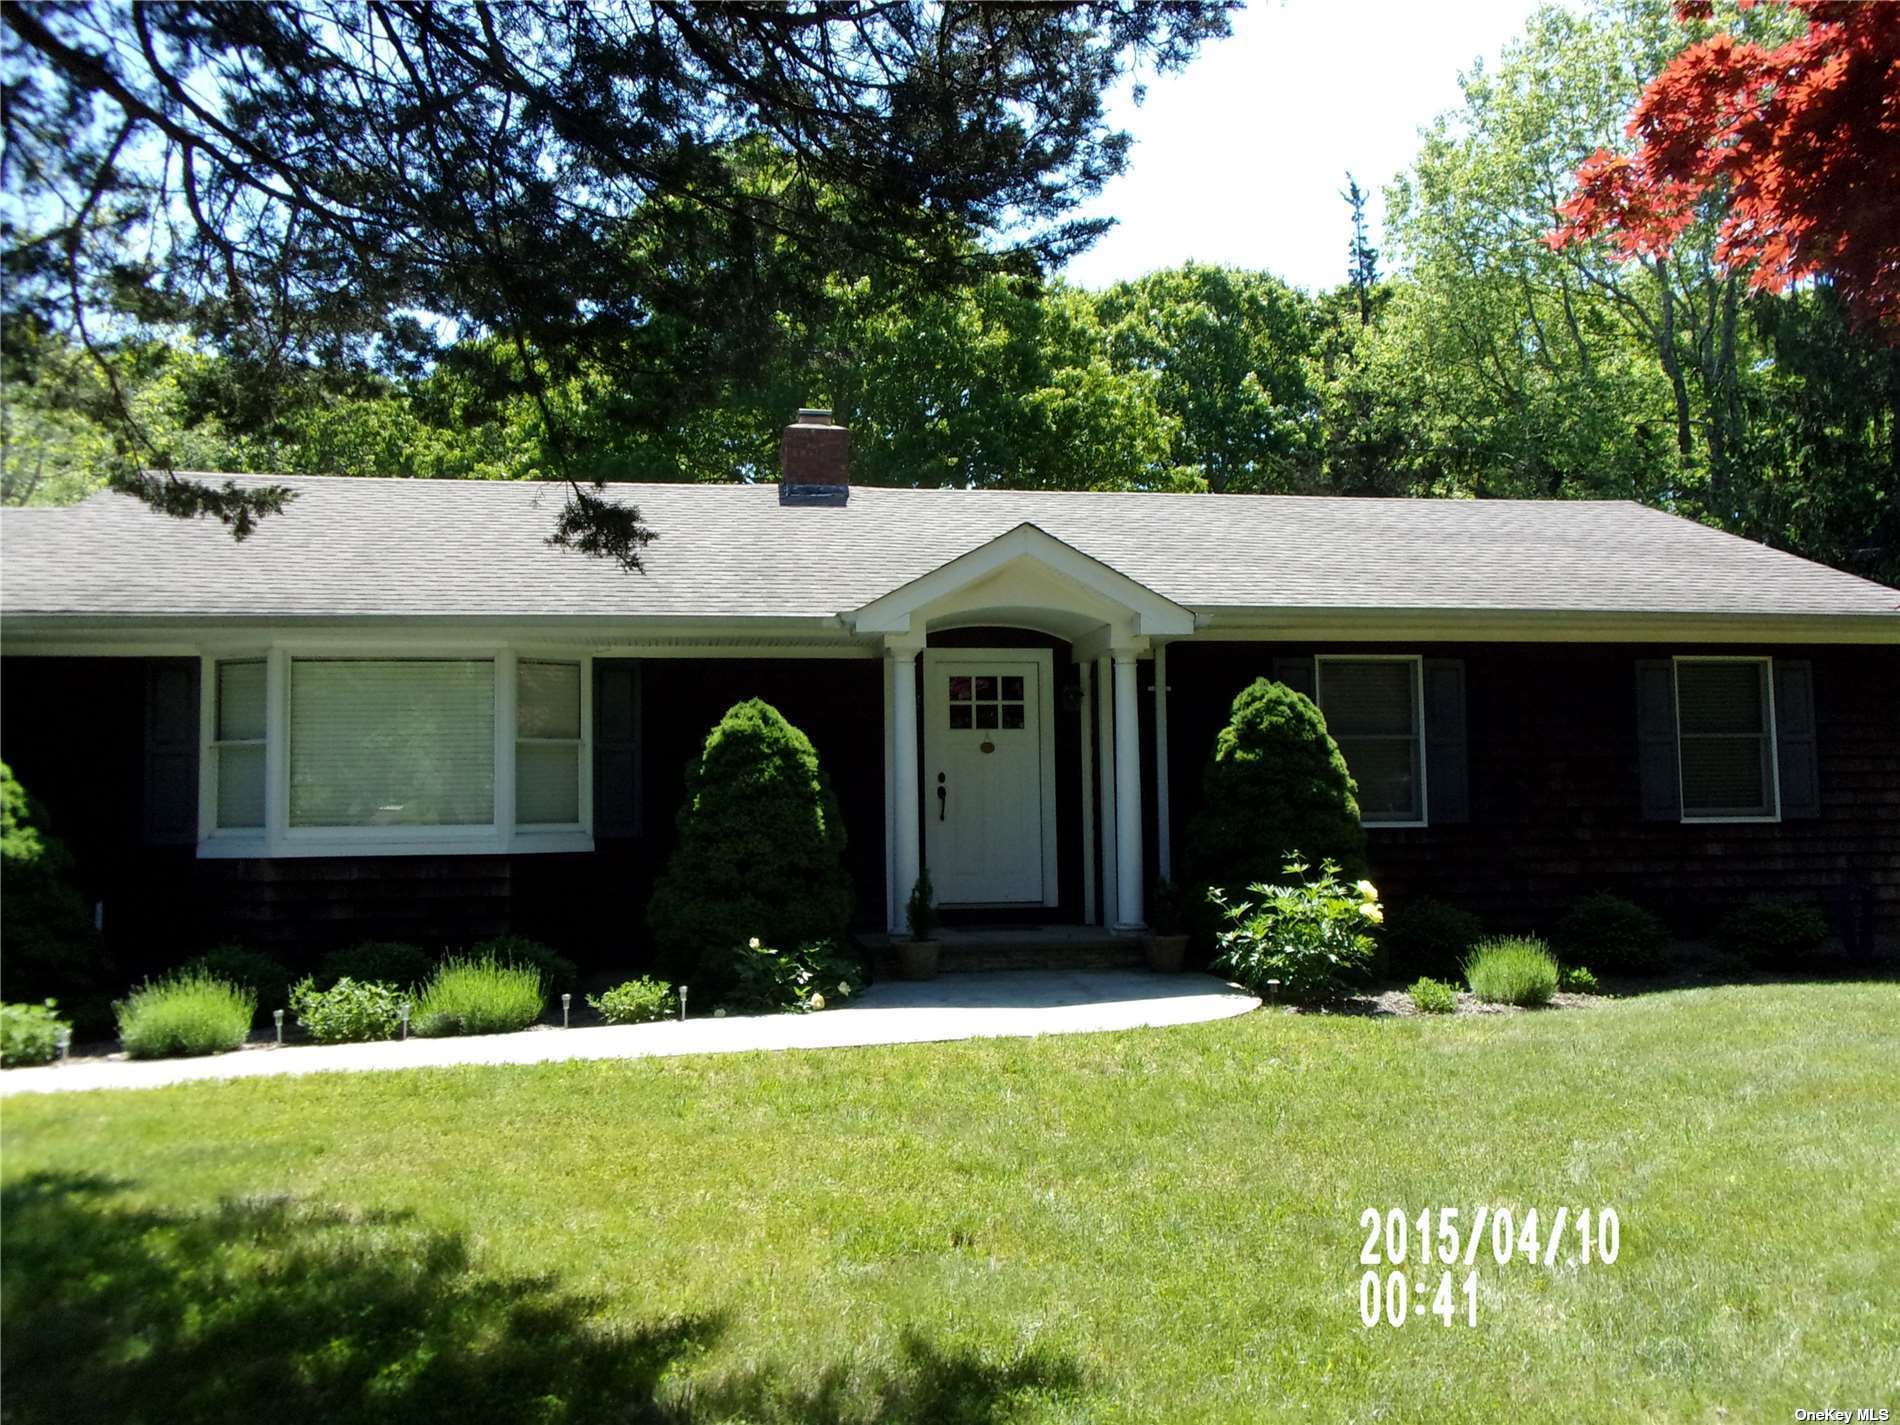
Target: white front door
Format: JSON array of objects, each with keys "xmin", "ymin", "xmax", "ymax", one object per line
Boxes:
[{"xmin": 922, "ymin": 649, "xmax": 1057, "ymax": 906}]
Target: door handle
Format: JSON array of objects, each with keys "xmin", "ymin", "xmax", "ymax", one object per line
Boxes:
[{"xmin": 936, "ymin": 773, "xmax": 947, "ymax": 821}]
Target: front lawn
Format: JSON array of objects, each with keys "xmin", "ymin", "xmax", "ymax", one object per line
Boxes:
[{"xmin": 3, "ymin": 982, "xmax": 1895, "ymax": 1423}]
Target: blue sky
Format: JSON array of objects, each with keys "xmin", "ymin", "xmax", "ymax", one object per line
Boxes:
[{"xmin": 1061, "ymin": 0, "xmax": 1553, "ymax": 293}]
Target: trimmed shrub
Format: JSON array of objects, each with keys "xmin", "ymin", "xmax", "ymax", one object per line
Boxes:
[
  {"xmin": 116, "ymin": 971, "xmax": 254, "ymax": 1059},
  {"xmin": 1552, "ymin": 893, "xmax": 1671, "ymax": 976},
  {"xmin": 1715, "ymin": 899, "xmax": 1830, "ymax": 970},
  {"xmin": 1183, "ymin": 680, "xmax": 1367, "ymax": 907},
  {"xmin": 1211, "ymin": 859, "xmax": 1380, "ymax": 1006},
  {"xmin": 184, "ymin": 946, "xmax": 292, "ymax": 1025},
  {"xmin": 0, "ymin": 762, "xmax": 112, "ymax": 1035},
  {"xmin": 714, "ymin": 938, "xmax": 865, "ymax": 1014},
  {"xmin": 1383, "ymin": 898, "xmax": 1487, "ymax": 980},
  {"xmin": 1464, "ymin": 937, "xmax": 1559, "ymax": 1007},
  {"xmin": 1408, "ymin": 978, "xmax": 1457, "ymax": 1014},
  {"xmin": 588, "ymin": 977, "xmax": 676, "ymax": 1025},
  {"xmin": 472, "ymin": 935, "xmax": 579, "ymax": 997},
  {"xmin": 413, "ymin": 956, "xmax": 544, "ymax": 1037},
  {"xmin": 289, "ymin": 976, "xmax": 406, "ymax": 1043},
  {"xmin": 647, "ymin": 699, "xmax": 853, "ymax": 993},
  {"xmin": 2, "ymin": 1000, "xmax": 69, "ymax": 1067},
  {"xmin": 1560, "ymin": 965, "xmax": 1599, "ymax": 995},
  {"xmin": 317, "ymin": 941, "xmax": 437, "ymax": 992}
]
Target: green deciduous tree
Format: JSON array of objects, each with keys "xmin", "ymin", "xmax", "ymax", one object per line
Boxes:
[{"xmin": 1095, "ymin": 263, "xmax": 1316, "ymax": 492}]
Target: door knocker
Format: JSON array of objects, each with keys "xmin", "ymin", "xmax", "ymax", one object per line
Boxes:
[{"xmin": 979, "ymin": 739, "xmax": 996, "ymax": 755}]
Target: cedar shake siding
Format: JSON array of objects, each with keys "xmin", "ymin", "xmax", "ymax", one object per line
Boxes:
[
  {"xmin": 1165, "ymin": 642, "xmax": 1900, "ymax": 948},
  {"xmin": 0, "ymin": 654, "xmax": 891, "ymax": 973}
]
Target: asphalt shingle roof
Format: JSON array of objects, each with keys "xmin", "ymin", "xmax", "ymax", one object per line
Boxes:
[{"xmin": 3, "ymin": 475, "xmax": 1895, "ymax": 624}]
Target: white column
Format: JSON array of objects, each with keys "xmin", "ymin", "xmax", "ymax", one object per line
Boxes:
[
  {"xmin": 888, "ymin": 644, "xmax": 922, "ymax": 934},
  {"xmin": 1112, "ymin": 650, "xmax": 1145, "ymax": 932},
  {"xmin": 1154, "ymin": 641, "xmax": 1172, "ymax": 882},
  {"xmin": 1095, "ymin": 654, "xmax": 1117, "ymax": 926},
  {"xmin": 1078, "ymin": 660, "xmax": 1097, "ymax": 925}
]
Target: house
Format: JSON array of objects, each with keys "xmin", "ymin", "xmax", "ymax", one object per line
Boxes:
[{"xmin": 2, "ymin": 409, "xmax": 1897, "ymax": 968}]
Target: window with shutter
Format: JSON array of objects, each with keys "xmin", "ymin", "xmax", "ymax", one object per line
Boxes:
[
  {"xmin": 1674, "ymin": 657, "xmax": 1778, "ymax": 821},
  {"xmin": 1316, "ymin": 656, "xmax": 1426, "ymax": 826}
]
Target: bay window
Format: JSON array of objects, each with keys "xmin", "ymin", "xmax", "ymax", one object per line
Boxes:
[{"xmin": 204, "ymin": 649, "xmax": 591, "ymax": 854}]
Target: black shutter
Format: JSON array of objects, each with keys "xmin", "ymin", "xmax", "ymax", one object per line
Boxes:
[
  {"xmin": 143, "ymin": 659, "xmax": 199, "ymax": 845},
  {"xmin": 1773, "ymin": 660, "xmax": 1820, "ymax": 819},
  {"xmin": 593, "ymin": 660, "xmax": 642, "ymax": 837},
  {"xmin": 1272, "ymin": 656, "xmax": 1316, "ymax": 700},
  {"xmin": 1635, "ymin": 659, "xmax": 1681, "ymax": 821},
  {"xmin": 1423, "ymin": 658, "xmax": 1470, "ymax": 824}
]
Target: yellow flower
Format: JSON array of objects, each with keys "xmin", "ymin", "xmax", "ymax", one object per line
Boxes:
[
  {"xmin": 1356, "ymin": 880, "xmax": 1378, "ymax": 902},
  {"xmin": 1358, "ymin": 903, "xmax": 1385, "ymax": 925},
  {"xmin": 810, "ymin": 993, "xmax": 826, "ymax": 1011},
  {"xmin": 837, "ymin": 981, "xmax": 853, "ymax": 997},
  {"xmin": 747, "ymin": 937, "xmax": 761, "ymax": 950}
]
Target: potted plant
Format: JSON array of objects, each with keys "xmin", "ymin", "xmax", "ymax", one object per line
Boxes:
[
  {"xmin": 1146, "ymin": 879, "xmax": 1190, "ymax": 972},
  {"xmin": 898, "ymin": 869, "xmax": 941, "ymax": 980}
]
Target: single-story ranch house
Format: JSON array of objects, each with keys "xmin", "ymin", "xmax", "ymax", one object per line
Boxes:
[{"xmin": 3, "ymin": 410, "xmax": 1897, "ymax": 969}]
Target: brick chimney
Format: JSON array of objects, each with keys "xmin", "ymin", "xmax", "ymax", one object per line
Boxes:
[{"xmin": 779, "ymin": 407, "xmax": 850, "ymax": 506}]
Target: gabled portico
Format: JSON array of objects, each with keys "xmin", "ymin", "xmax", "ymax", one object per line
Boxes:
[{"xmin": 846, "ymin": 523, "xmax": 1195, "ymax": 937}]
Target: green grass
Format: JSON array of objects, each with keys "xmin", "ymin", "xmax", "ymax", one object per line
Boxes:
[{"xmin": 4, "ymin": 982, "xmax": 1896, "ymax": 1423}]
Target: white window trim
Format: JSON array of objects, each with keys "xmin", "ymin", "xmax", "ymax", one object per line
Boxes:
[
  {"xmin": 200, "ymin": 656, "xmax": 269, "ymax": 839},
  {"xmin": 1314, "ymin": 653, "xmax": 1429, "ymax": 829},
  {"xmin": 1672, "ymin": 654, "xmax": 1780, "ymax": 825},
  {"xmin": 198, "ymin": 644, "xmax": 595, "ymax": 858}
]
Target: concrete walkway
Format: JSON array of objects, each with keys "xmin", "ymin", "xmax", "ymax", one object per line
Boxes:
[{"xmin": 0, "ymin": 971, "xmax": 1257, "ymax": 1097}]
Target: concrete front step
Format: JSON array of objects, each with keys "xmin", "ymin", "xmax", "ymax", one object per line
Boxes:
[{"xmin": 865, "ymin": 930, "xmax": 1148, "ymax": 978}]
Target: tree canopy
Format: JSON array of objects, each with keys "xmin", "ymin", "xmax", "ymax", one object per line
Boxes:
[
  {"xmin": 5, "ymin": 0, "xmax": 1892, "ymax": 586},
  {"xmin": 0, "ymin": 0, "xmax": 1231, "ymax": 562},
  {"xmin": 1551, "ymin": 0, "xmax": 1900, "ymax": 338}
]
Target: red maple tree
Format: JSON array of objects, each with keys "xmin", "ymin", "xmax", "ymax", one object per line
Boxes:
[{"xmin": 1550, "ymin": 1, "xmax": 1900, "ymax": 337}]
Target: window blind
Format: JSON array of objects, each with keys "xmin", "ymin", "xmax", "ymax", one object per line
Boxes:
[
  {"xmin": 215, "ymin": 660, "xmax": 266, "ymax": 829},
  {"xmin": 289, "ymin": 660, "xmax": 495, "ymax": 827},
  {"xmin": 1676, "ymin": 660, "xmax": 1773, "ymax": 817},
  {"xmin": 1318, "ymin": 659, "xmax": 1421, "ymax": 822},
  {"xmin": 516, "ymin": 660, "xmax": 581, "ymax": 825}
]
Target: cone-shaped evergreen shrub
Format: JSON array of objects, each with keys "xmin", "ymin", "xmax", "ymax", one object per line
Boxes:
[
  {"xmin": 1184, "ymin": 678, "xmax": 1367, "ymax": 897},
  {"xmin": 647, "ymin": 699, "xmax": 853, "ymax": 991}
]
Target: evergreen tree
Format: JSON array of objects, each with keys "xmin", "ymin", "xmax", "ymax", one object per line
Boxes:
[
  {"xmin": 647, "ymin": 700, "xmax": 853, "ymax": 993},
  {"xmin": 1183, "ymin": 679, "xmax": 1368, "ymax": 902},
  {"xmin": 1343, "ymin": 173, "xmax": 1380, "ymax": 328}
]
